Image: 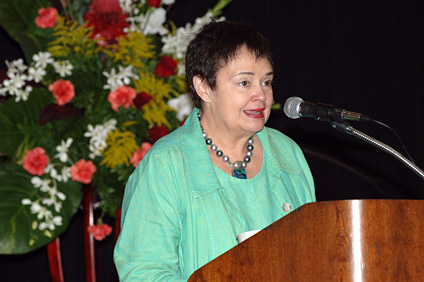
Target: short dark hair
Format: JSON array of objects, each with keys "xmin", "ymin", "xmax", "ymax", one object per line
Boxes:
[{"xmin": 185, "ymin": 20, "xmax": 274, "ymax": 109}]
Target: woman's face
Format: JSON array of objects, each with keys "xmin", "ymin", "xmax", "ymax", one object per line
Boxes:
[{"xmin": 204, "ymin": 46, "xmax": 274, "ymax": 137}]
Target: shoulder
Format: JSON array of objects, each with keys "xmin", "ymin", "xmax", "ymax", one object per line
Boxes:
[
  {"xmin": 260, "ymin": 126, "xmax": 302, "ymax": 152},
  {"xmin": 143, "ymin": 108, "xmax": 200, "ymax": 159},
  {"xmin": 141, "ymin": 127, "xmax": 186, "ymax": 166},
  {"xmin": 259, "ymin": 126, "xmax": 309, "ymax": 174}
]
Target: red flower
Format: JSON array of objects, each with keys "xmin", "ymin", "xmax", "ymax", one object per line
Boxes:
[
  {"xmin": 148, "ymin": 126, "xmax": 169, "ymax": 142},
  {"xmin": 130, "ymin": 142, "xmax": 152, "ymax": 167},
  {"xmin": 148, "ymin": 0, "xmax": 161, "ymax": 8},
  {"xmin": 35, "ymin": 7, "xmax": 58, "ymax": 29},
  {"xmin": 70, "ymin": 160, "xmax": 97, "ymax": 184},
  {"xmin": 155, "ymin": 55, "xmax": 178, "ymax": 78},
  {"xmin": 133, "ymin": 91, "xmax": 153, "ymax": 110},
  {"xmin": 83, "ymin": 0, "xmax": 129, "ymax": 45},
  {"xmin": 48, "ymin": 79, "xmax": 75, "ymax": 106},
  {"xmin": 108, "ymin": 86, "xmax": 137, "ymax": 111},
  {"xmin": 23, "ymin": 147, "xmax": 49, "ymax": 176},
  {"xmin": 87, "ymin": 223, "xmax": 112, "ymax": 241}
]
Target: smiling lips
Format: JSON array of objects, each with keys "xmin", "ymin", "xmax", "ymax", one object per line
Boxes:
[{"xmin": 244, "ymin": 108, "xmax": 265, "ymax": 118}]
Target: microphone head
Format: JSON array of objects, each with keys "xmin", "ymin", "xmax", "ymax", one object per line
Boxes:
[{"xmin": 283, "ymin": 96, "xmax": 304, "ymax": 119}]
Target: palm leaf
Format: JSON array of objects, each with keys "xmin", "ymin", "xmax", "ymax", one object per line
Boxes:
[
  {"xmin": 0, "ymin": 88, "xmax": 53, "ymax": 159},
  {"xmin": 0, "ymin": 0, "xmax": 53, "ymax": 62},
  {"xmin": 0, "ymin": 159, "xmax": 82, "ymax": 254}
]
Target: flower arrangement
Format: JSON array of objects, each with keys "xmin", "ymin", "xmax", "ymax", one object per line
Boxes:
[{"xmin": 0, "ymin": 0, "xmax": 231, "ymax": 254}]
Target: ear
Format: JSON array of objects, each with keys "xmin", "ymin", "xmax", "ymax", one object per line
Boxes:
[{"xmin": 193, "ymin": 75, "xmax": 211, "ymax": 103}]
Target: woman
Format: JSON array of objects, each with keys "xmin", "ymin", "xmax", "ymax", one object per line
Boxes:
[{"xmin": 114, "ymin": 21, "xmax": 315, "ymax": 281}]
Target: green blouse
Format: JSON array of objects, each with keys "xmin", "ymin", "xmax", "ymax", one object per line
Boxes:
[{"xmin": 114, "ymin": 108, "xmax": 316, "ymax": 281}]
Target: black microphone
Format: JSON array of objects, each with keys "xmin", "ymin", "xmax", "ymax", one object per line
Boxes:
[{"xmin": 283, "ymin": 96, "xmax": 369, "ymax": 122}]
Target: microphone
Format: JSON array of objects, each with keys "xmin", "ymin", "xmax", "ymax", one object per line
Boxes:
[{"xmin": 283, "ymin": 96, "xmax": 369, "ymax": 122}]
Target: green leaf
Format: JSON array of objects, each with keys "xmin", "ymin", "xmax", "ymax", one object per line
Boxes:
[
  {"xmin": 94, "ymin": 166, "xmax": 126, "ymax": 217},
  {"xmin": 0, "ymin": 159, "xmax": 82, "ymax": 254},
  {"xmin": 0, "ymin": 88, "xmax": 53, "ymax": 159},
  {"xmin": 0, "ymin": 0, "xmax": 53, "ymax": 62},
  {"xmin": 211, "ymin": 0, "xmax": 233, "ymax": 17}
]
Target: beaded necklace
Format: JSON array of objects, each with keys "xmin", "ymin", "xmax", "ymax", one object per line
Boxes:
[{"xmin": 198, "ymin": 113, "xmax": 254, "ymax": 179}]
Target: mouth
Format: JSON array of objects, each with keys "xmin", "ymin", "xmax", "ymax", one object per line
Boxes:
[{"xmin": 244, "ymin": 108, "xmax": 265, "ymax": 118}]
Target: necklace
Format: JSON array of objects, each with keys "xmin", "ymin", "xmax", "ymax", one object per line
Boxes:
[{"xmin": 198, "ymin": 113, "xmax": 254, "ymax": 179}]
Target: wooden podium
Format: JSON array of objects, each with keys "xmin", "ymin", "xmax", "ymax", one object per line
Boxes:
[{"xmin": 188, "ymin": 200, "xmax": 424, "ymax": 281}]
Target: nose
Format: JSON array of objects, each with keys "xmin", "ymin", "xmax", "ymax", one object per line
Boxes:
[{"xmin": 252, "ymin": 84, "xmax": 267, "ymax": 102}]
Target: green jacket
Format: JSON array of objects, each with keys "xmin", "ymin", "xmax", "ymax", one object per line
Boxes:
[{"xmin": 114, "ymin": 108, "xmax": 316, "ymax": 281}]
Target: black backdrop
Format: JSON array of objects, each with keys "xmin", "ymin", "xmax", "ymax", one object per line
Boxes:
[{"xmin": 1, "ymin": 0, "xmax": 423, "ymax": 281}]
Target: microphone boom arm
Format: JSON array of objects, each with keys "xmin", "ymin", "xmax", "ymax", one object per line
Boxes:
[{"xmin": 331, "ymin": 121, "xmax": 424, "ymax": 181}]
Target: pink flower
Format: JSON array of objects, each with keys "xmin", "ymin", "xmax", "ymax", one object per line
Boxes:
[
  {"xmin": 108, "ymin": 86, "xmax": 136, "ymax": 111},
  {"xmin": 48, "ymin": 79, "xmax": 75, "ymax": 106},
  {"xmin": 23, "ymin": 147, "xmax": 49, "ymax": 176},
  {"xmin": 87, "ymin": 223, "xmax": 112, "ymax": 241},
  {"xmin": 148, "ymin": 0, "xmax": 161, "ymax": 8},
  {"xmin": 130, "ymin": 142, "xmax": 152, "ymax": 167},
  {"xmin": 70, "ymin": 160, "xmax": 97, "ymax": 184},
  {"xmin": 35, "ymin": 7, "xmax": 58, "ymax": 29},
  {"xmin": 155, "ymin": 55, "xmax": 177, "ymax": 78}
]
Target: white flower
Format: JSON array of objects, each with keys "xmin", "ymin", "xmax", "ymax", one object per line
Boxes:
[
  {"xmin": 28, "ymin": 201, "xmax": 52, "ymax": 220},
  {"xmin": 42, "ymin": 187, "xmax": 66, "ymax": 212},
  {"xmin": 53, "ymin": 60, "xmax": 73, "ymax": 77},
  {"xmin": 2, "ymin": 79, "xmax": 18, "ymax": 96},
  {"xmin": 104, "ymin": 119, "xmax": 117, "ymax": 130},
  {"xmin": 85, "ymin": 125, "xmax": 109, "ymax": 143},
  {"xmin": 31, "ymin": 176, "xmax": 43, "ymax": 187},
  {"xmin": 103, "ymin": 65, "xmax": 138, "ymax": 90},
  {"xmin": 32, "ymin": 51, "xmax": 54, "ymax": 69},
  {"xmin": 28, "ymin": 67, "xmax": 46, "ymax": 83},
  {"xmin": 31, "ymin": 176, "xmax": 52, "ymax": 192},
  {"xmin": 88, "ymin": 146, "xmax": 102, "ymax": 160},
  {"xmin": 161, "ymin": 13, "xmax": 219, "ymax": 60},
  {"xmin": 22, "ymin": 197, "xmax": 63, "ymax": 231},
  {"xmin": 193, "ymin": 12, "xmax": 225, "ymax": 31},
  {"xmin": 2, "ymin": 68, "xmax": 31, "ymax": 99},
  {"xmin": 55, "ymin": 138, "xmax": 73, "ymax": 162},
  {"xmin": 85, "ymin": 120, "xmax": 116, "ymax": 159},
  {"xmin": 103, "ymin": 68, "xmax": 121, "ymax": 91},
  {"xmin": 6, "ymin": 59, "xmax": 27, "ymax": 75},
  {"xmin": 144, "ymin": 8, "xmax": 168, "ymax": 35},
  {"xmin": 161, "ymin": 26, "xmax": 190, "ymax": 59},
  {"xmin": 22, "ymin": 198, "xmax": 32, "ymax": 205},
  {"xmin": 126, "ymin": 13, "xmax": 144, "ymax": 32},
  {"xmin": 42, "ymin": 197, "xmax": 63, "ymax": 213},
  {"xmin": 177, "ymin": 62, "xmax": 185, "ymax": 76},
  {"xmin": 59, "ymin": 167, "xmax": 71, "ymax": 183},
  {"xmin": 45, "ymin": 164, "xmax": 60, "ymax": 180},
  {"xmin": 6, "ymin": 71, "xmax": 27, "ymax": 89},
  {"xmin": 119, "ymin": 0, "xmax": 144, "ymax": 13},
  {"xmin": 0, "ymin": 85, "xmax": 8, "ymax": 96},
  {"xmin": 167, "ymin": 94, "xmax": 193, "ymax": 121},
  {"xmin": 15, "ymin": 85, "xmax": 32, "ymax": 102},
  {"xmin": 103, "ymin": 66, "xmax": 138, "ymax": 91},
  {"xmin": 162, "ymin": 12, "xmax": 225, "ymax": 60},
  {"xmin": 118, "ymin": 65, "xmax": 139, "ymax": 85},
  {"xmin": 39, "ymin": 216, "xmax": 62, "ymax": 231},
  {"xmin": 162, "ymin": 0, "xmax": 175, "ymax": 4}
]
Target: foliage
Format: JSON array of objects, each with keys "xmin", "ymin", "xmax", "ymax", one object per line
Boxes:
[{"xmin": 0, "ymin": 0, "xmax": 231, "ymax": 254}]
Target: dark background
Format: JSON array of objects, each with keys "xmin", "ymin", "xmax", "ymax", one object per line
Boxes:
[{"xmin": 1, "ymin": 0, "xmax": 423, "ymax": 281}]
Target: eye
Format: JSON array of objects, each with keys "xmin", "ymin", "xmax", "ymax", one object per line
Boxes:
[
  {"xmin": 239, "ymin": 81, "xmax": 250, "ymax": 87},
  {"xmin": 262, "ymin": 80, "xmax": 273, "ymax": 87}
]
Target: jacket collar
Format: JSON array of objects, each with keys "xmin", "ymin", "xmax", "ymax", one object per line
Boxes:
[
  {"xmin": 179, "ymin": 108, "xmax": 297, "ymax": 198},
  {"xmin": 180, "ymin": 108, "xmax": 222, "ymax": 198}
]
